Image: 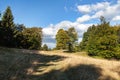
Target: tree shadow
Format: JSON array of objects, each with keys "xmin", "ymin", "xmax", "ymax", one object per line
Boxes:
[
  {"xmin": 0, "ymin": 49, "xmax": 66, "ymax": 80},
  {"xmin": 38, "ymin": 64, "xmax": 116, "ymax": 80},
  {"xmin": 38, "ymin": 64, "xmax": 102, "ymax": 80}
]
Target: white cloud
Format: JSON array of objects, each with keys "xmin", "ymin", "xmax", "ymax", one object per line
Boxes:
[
  {"xmin": 43, "ymin": 27, "xmax": 54, "ymax": 36},
  {"xmin": 77, "ymin": 5, "xmax": 91, "ymax": 14},
  {"xmin": 77, "ymin": 15, "xmax": 91, "ymax": 23},
  {"xmin": 77, "ymin": 2, "xmax": 110, "ymax": 14},
  {"xmin": 92, "ymin": 10, "xmax": 104, "ymax": 18},
  {"xmin": 112, "ymin": 16, "xmax": 120, "ymax": 21},
  {"xmin": 93, "ymin": 3, "xmax": 120, "ymax": 20},
  {"xmin": 91, "ymin": 2, "xmax": 110, "ymax": 11},
  {"xmin": 77, "ymin": 0, "xmax": 120, "ymax": 21}
]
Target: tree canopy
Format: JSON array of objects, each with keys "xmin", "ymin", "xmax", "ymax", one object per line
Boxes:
[
  {"xmin": 56, "ymin": 27, "xmax": 78, "ymax": 52},
  {"xmin": 56, "ymin": 29, "xmax": 70, "ymax": 49}
]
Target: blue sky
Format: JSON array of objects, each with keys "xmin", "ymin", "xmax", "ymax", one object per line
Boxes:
[
  {"xmin": 1, "ymin": 0, "xmax": 120, "ymax": 48},
  {"xmin": 1, "ymin": 0, "xmax": 80, "ymax": 27},
  {"xmin": 0, "ymin": 0, "xmax": 116, "ymax": 27}
]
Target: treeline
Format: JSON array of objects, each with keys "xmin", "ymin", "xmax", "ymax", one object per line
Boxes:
[
  {"xmin": 80, "ymin": 17, "xmax": 120, "ymax": 59},
  {"xmin": 0, "ymin": 6, "xmax": 42, "ymax": 50},
  {"xmin": 1, "ymin": 6, "xmax": 120, "ymax": 59}
]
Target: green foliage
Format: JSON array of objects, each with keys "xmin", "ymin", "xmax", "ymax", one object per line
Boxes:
[
  {"xmin": 14, "ymin": 25, "xmax": 42, "ymax": 50},
  {"xmin": 14, "ymin": 24, "xmax": 26, "ymax": 48},
  {"xmin": 80, "ymin": 17, "xmax": 120, "ymax": 59},
  {"xmin": 2, "ymin": 6, "xmax": 14, "ymax": 27},
  {"xmin": 0, "ymin": 6, "xmax": 15, "ymax": 47},
  {"xmin": 56, "ymin": 29, "xmax": 70, "ymax": 49},
  {"xmin": 21, "ymin": 27, "xmax": 42, "ymax": 50},
  {"xmin": 42, "ymin": 44, "xmax": 49, "ymax": 51},
  {"xmin": 67, "ymin": 27, "xmax": 78, "ymax": 43},
  {"xmin": 56, "ymin": 27, "xmax": 78, "ymax": 52},
  {"xmin": 67, "ymin": 27, "xmax": 78, "ymax": 52}
]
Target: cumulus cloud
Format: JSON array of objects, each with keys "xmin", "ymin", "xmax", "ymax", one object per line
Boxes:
[
  {"xmin": 112, "ymin": 16, "xmax": 120, "ymax": 21},
  {"xmin": 92, "ymin": 2, "xmax": 109, "ymax": 11},
  {"xmin": 77, "ymin": 5, "xmax": 91, "ymax": 14},
  {"xmin": 92, "ymin": 2, "xmax": 120, "ymax": 20},
  {"xmin": 77, "ymin": 15, "xmax": 91, "ymax": 23},
  {"xmin": 77, "ymin": 1, "xmax": 120, "ymax": 21},
  {"xmin": 77, "ymin": 2, "xmax": 110, "ymax": 14}
]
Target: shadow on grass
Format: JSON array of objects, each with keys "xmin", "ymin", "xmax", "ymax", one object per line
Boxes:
[
  {"xmin": 0, "ymin": 48, "xmax": 66, "ymax": 80},
  {"xmin": 40, "ymin": 64, "xmax": 115, "ymax": 80},
  {"xmin": 39, "ymin": 64, "xmax": 116, "ymax": 80},
  {"xmin": 39, "ymin": 64, "xmax": 101, "ymax": 80}
]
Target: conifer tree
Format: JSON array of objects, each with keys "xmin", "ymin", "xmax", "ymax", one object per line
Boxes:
[{"xmin": 0, "ymin": 6, "xmax": 15, "ymax": 47}]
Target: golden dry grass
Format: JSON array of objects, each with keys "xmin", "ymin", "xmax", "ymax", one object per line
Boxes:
[
  {"xmin": 40, "ymin": 51, "xmax": 120, "ymax": 80},
  {"xmin": 0, "ymin": 47, "xmax": 120, "ymax": 80}
]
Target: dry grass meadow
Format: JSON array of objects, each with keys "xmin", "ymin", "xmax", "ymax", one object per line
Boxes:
[{"xmin": 0, "ymin": 47, "xmax": 120, "ymax": 80}]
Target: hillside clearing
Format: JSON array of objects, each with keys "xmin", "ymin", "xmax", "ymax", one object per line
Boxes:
[{"xmin": 0, "ymin": 47, "xmax": 120, "ymax": 80}]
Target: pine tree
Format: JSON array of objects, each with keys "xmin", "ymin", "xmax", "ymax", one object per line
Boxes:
[{"xmin": 0, "ymin": 6, "xmax": 15, "ymax": 47}]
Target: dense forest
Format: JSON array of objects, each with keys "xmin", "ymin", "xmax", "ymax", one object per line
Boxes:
[{"xmin": 1, "ymin": 6, "xmax": 120, "ymax": 59}]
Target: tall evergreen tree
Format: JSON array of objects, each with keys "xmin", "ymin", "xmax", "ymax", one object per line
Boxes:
[{"xmin": 0, "ymin": 6, "xmax": 15, "ymax": 47}]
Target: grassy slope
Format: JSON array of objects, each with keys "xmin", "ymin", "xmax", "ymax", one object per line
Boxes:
[{"xmin": 0, "ymin": 47, "xmax": 120, "ymax": 80}]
